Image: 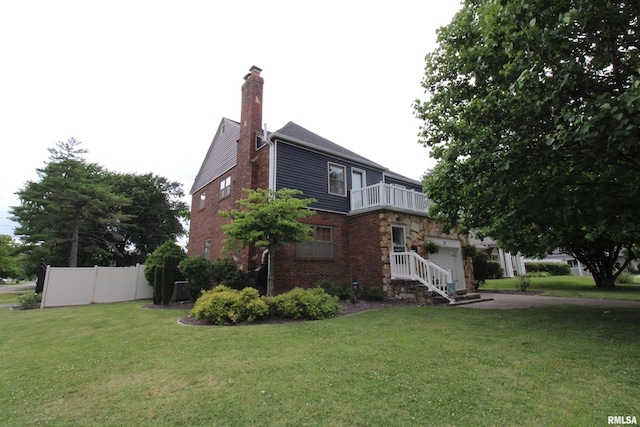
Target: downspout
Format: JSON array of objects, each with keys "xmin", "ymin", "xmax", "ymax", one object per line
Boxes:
[{"xmin": 265, "ymin": 123, "xmax": 275, "ymax": 192}]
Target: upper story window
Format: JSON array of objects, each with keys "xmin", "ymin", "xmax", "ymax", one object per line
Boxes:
[
  {"xmin": 199, "ymin": 192, "xmax": 206, "ymax": 210},
  {"xmin": 219, "ymin": 176, "xmax": 231, "ymax": 199},
  {"xmin": 328, "ymin": 163, "xmax": 346, "ymax": 196},
  {"xmin": 296, "ymin": 226, "xmax": 333, "ymax": 258},
  {"xmin": 204, "ymin": 239, "xmax": 211, "ymax": 260}
]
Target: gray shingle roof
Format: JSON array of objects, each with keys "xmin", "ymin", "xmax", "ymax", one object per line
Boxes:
[{"xmin": 272, "ymin": 122, "xmax": 386, "ymax": 170}]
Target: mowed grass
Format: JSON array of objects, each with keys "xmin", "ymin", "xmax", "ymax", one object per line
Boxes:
[
  {"xmin": 1, "ymin": 301, "xmax": 639, "ymax": 426},
  {"xmin": 485, "ymin": 275, "xmax": 640, "ymax": 300}
]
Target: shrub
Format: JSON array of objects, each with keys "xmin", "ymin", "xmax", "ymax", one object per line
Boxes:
[
  {"xmin": 525, "ymin": 262, "xmax": 571, "ymax": 276},
  {"xmin": 211, "ymin": 258, "xmax": 240, "ymax": 285},
  {"xmin": 161, "ymin": 255, "xmax": 181, "ymax": 305},
  {"xmin": 179, "ymin": 256, "xmax": 215, "ymax": 302},
  {"xmin": 486, "ymin": 261, "xmax": 504, "ymax": 279},
  {"xmin": 615, "ymin": 272, "xmax": 634, "ymax": 284},
  {"xmin": 17, "ymin": 292, "xmax": 41, "ymax": 309},
  {"xmin": 360, "ymin": 286, "xmax": 386, "ymax": 301},
  {"xmin": 526, "ymin": 271, "xmax": 550, "ymax": 278},
  {"xmin": 144, "ymin": 241, "xmax": 186, "ymax": 284},
  {"xmin": 315, "ymin": 279, "xmax": 352, "ymax": 300},
  {"xmin": 268, "ymin": 287, "xmax": 340, "ymax": 320},
  {"xmin": 191, "ymin": 286, "xmax": 268, "ymax": 325},
  {"xmin": 515, "ymin": 275, "xmax": 531, "ymax": 292},
  {"xmin": 221, "ymin": 268, "xmax": 252, "ymax": 290}
]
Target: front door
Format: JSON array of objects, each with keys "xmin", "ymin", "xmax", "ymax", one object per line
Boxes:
[
  {"xmin": 351, "ymin": 169, "xmax": 364, "ymax": 209},
  {"xmin": 391, "ymin": 225, "xmax": 406, "ymax": 253}
]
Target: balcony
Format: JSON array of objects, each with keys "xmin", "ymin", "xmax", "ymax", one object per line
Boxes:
[{"xmin": 350, "ymin": 182, "xmax": 432, "ymax": 215}]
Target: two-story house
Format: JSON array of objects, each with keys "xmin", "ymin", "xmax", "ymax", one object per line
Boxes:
[{"xmin": 188, "ymin": 66, "xmax": 472, "ymax": 301}]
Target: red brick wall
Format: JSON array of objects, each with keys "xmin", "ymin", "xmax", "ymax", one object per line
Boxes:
[
  {"xmin": 348, "ymin": 211, "xmax": 385, "ymax": 290},
  {"xmin": 273, "ymin": 211, "xmax": 352, "ymax": 293}
]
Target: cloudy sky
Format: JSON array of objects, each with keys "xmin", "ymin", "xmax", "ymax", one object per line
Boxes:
[{"xmin": 0, "ymin": 1, "xmax": 463, "ymax": 239}]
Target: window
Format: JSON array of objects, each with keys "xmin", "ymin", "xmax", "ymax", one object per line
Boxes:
[
  {"xmin": 256, "ymin": 135, "xmax": 266, "ymax": 150},
  {"xmin": 199, "ymin": 192, "xmax": 206, "ymax": 210},
  {"xmin": 328, "ymin": 163, "xmax": 346, "ymax": 196},
  {"xmin": 296, "ymin": 226, "xmax": 333, "ymax": 258},
  {"xmin": 219, "ymin": 176, "xmax": 231, "ymax": 199},
  {"xmin": 204, "ymin": 239, "xmax": 211, "ymax": 260}
]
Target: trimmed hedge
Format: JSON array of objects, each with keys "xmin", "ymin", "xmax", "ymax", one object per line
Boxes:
[
  {"xmin": 192, "ymin": 286, "xmax": 340, "ymax": 325},
  {"xmin": 525, "ymin": 262, "xmax": 571, "ymax": 276},
  {"xmin": 268, "ymin": 287, "xmax": 340, "ymax": 320},
  {"xmin": 192, "ymin": 286, "xmax": 269, "ymax": 325}
]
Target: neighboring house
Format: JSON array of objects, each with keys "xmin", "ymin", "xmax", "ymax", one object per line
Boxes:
[
  {"xmin": 188, "ymin": 66, "xmax": 472, "ymax": 300},
  {"xmin": 470, "ymin": 237, "xmax": 526, "ymax": 278}
]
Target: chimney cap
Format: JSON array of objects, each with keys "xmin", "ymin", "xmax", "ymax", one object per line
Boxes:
[{"xmin": 244, "ymin": 65, "xmax": 262, "ymax": 80}]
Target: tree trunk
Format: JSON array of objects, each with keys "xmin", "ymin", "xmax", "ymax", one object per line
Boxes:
[
  {"xmin": 266, "ymin": 247, "xmax": 276, "ymax": 296},
  {"xmin": 69, "ymin": 216, "xmax": 81, "ymax": 267}
]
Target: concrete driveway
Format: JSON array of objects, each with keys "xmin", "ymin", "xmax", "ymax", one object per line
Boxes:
[{"xmin": 462, "ymin": 292, "xmax": 640, "ymax": 309}]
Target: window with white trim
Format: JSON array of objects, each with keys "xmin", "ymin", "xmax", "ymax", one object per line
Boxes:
[
  {"xmin": 296, "ymin": 226, "xmax": 333, "ymax": 258},
  {"xmin": 219, "ymin": 176, "xmax": 231, "ymax": 199},
  {"xmin": 328, "ymin": 163, "xmax": 346, "ymax": 196}
]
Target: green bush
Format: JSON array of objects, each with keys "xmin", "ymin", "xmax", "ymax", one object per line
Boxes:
[
  {"xmin": 616, "ymin": 272, "xmax": 634, "ymax": 284},
  {"xmin": 161, "ymin": 255, "xmax": 181, "ymax": 305},
  {"xmin": 486, "ymin": 260, "xmax": 504, "ymax": 279},
  {"xmin": 221, "ymin": 268, "xmax": 252, "ymax": 290},
  {"xmin": 17, "ymin": 292, "xmax": 41, "ymax": 309},
  {"xmin": 525, "ymin": 262, "xmax": 571, "ymax": 276},
  {"xmin": 212, "ymin": 258, "xmax": 241, "ymax": 284},
  {"xmin": 315, "ymin": 279, "xmax": 353, "ymax": 300},
  {"xmin": 360, "ymin": 286, "xmax": 386, "ymax": 301},
  {"xmin": 268, "ymin": 287, "xmax": 340, "ymax": 320},
  {"xmin": 515, "ymin": 275, "xmax": 531, "ymax": 291},
  {"xmin": 526, "ymin": 271, "xmax": 551, "ymax": 278},
  {"xmin": 191, "ymin": 286, "xmax": 268, "ymax": 325},
  {"xmin": 179, "ymin": 256, "xmax": 215, "ymax": 302},
  {"xmin": 144, "ymin": 241, "xmax": 186, "ymax": 284}
]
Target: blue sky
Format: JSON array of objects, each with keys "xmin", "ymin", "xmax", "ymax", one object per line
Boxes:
[{"xmin": 0, "ymin": 0, "xmax": 463, "ymax": 239}]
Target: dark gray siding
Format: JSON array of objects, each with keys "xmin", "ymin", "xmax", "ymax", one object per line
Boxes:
[
  {"xmin": 384, "ymin": 174, "xmax": 423, "ymax": 192},
  {"xmin": 276, "ymin": 141, "xmax": 384, "ymax": 213}
]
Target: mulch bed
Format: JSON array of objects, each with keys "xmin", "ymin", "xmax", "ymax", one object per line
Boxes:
[{"xmin": 142, "ymin": 298, "xmax": 430, "ymax": 327}]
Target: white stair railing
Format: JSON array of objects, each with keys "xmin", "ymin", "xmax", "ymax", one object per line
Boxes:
[{"xmin": 390, "ymin": 251, "xmax": 454, "ymax": 303}]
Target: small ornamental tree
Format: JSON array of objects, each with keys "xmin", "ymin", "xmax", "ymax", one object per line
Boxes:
[{"xmin": 220, "ymin": 188, "xmax": 317, "ymax": 296}]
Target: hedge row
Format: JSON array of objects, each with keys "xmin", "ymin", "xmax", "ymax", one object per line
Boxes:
[{"xmin": 525, "ymin": 262, "xmax": 571, "ymax": 276}]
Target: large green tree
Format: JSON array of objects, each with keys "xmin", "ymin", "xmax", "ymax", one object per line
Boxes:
[
  {"xmin": 0, "ymin": 235, "xmax": 22, "ymax": 279},
  {"xmin": 10, "ymin": 139, "xmax": 188, "ymax": 268},
  {"xmin": 414, "ymin": 0, "xmax": 639, "ymax": 288},
  {"xmin": 101, "ymin": 172, "xmax": 188, "ymax": 266},
  {"xmin": 220, "ymin": 188, "xmax": 317, "ymax": 296},
  {"xmin": 11, "ymin": 139, "xmax": 130, "ymax": 267}
]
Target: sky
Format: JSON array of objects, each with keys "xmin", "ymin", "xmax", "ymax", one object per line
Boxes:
[{"xmin": 0, "ymin": 0, "xmax": 463, "ymax": 239}]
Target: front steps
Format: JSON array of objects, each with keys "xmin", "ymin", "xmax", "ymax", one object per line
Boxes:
[{"xmin": 388, "ymin": 280, "xmax": 493, "ymax": 305}]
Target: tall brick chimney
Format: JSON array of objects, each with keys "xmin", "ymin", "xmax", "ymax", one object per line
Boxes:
[{"xmin": 237, "ymin": 65, "xmax": 264, "ymax": 191}]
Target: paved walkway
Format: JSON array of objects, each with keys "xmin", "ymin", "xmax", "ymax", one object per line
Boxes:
[{"xmin": 461, "ymin": 292, "xmax": 640, "ymax": 309}]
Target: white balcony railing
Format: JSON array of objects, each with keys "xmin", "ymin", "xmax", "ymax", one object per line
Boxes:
[{"xmin": 350, "ymin": 182, "xmax": 432, "ymax": 214}]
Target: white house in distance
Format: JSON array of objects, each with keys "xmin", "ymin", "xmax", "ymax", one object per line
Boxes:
[{"xmin": 470, "ymin": 237, "xmax": 526, "ymax": 277}]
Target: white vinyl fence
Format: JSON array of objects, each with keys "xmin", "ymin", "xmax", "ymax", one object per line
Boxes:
[{"xmin": 40, "ymin": 264, "xmax": 151, "ymax": 308}]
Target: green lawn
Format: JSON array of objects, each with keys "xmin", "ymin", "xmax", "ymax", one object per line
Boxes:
[
  {"xmin": 1, "ymin": 301, "xmax": 639, "ymax": 426},
  {"xmin": 484, "ymin": 275, "xmax": 640, "ymax": 300}
]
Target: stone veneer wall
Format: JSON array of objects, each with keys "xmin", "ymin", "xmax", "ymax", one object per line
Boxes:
[{"xmin": 377, "ymin": 211, "xmax": 473, "ymax": 296}]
